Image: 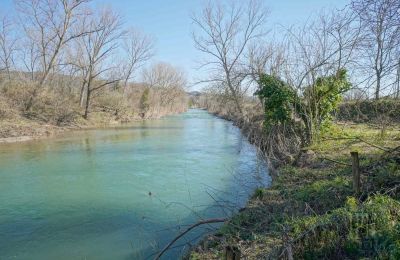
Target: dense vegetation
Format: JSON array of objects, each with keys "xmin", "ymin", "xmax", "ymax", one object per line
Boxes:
[
  {"xmin": 189, "ymin": 122, "xmax": 400, "ymax": 259},
  {"xmin": 0, "ymin": 0, "xmax": 188, "ymax": 139},
  {"xmin": 187, "ymin": 0, "xmax": 400, "ymax": 259}
]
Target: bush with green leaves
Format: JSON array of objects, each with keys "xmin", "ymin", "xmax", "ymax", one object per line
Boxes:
[
  {"xmin": 255, "ymin": 74, "xmax": 296, "ymax": 127},
  {"xmin": 302, "ymin": 68, "xmax": 352, "ymax": 139},
  {"xmin": 256, "ymin": 69, "xmax": 351, "ymax": 144}
]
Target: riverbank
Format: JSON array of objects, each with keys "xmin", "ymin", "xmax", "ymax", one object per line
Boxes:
[
  {"xmin": 188, "ymin": 109, "xmax": 400, "ymax": 259},
  {"xmin": 0, "ymin": 110, "xmax": 186, "ymax": 143}
]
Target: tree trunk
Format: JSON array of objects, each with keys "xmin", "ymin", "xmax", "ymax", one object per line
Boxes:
[
  {"xmin": 84, "ymin": 88, "xmax": 91, "ymax": 119},
  {"xmin": 123, "ymin": 77, "xmax": 129, "ymax": 94},
  {"xmin": 79, "ymin": 81, "xmax": 88, "ymax": 107},
  {"xmin": 79, "ymin": 81, "xmax": 86, "ymax": 107},
  {"xmin": 375, "ymin": 71, "xmax": 381, "ymax": 100},
  {"xmin": 5, "ymin": 67, "xmax": 11, "ymax": 81},
  {"xmin": 396, "ymin": 63, "xmax": 400, "ymax": 99},
  {"xmin": 225, "ymin": 72, "xmax": 243, "ymax": 115}
]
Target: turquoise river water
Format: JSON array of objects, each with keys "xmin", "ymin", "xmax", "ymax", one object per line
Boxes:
[{"xmin": 0, "ymin": 109, "xmax": 270, "ymax": 259}]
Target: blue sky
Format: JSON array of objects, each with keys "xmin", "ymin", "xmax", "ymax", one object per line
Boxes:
[{"xmin": 0, "ymin": 0, "xmax": 350, "ymax": 89}]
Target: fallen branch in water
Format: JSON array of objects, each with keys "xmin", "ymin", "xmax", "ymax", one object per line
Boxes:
[{"xmin": 154, "ymin": 218, "xmax": 227, "ymax": 260}]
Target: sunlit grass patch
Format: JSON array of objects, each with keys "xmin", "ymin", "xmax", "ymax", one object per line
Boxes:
[
  {"xmin": 286, "ymin": 195, "xmax": 400, "ymax": 259},
  {"xmin": 294, "ymin": 176, "xmax": 352, "ymax": 211},
  {"xmin": 313, "ymin": 122, "xmax": 400, "ymax": 156}
]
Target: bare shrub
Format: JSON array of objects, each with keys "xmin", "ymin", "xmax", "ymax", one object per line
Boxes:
[{"xmin": 94, "ymin": 90, "xmax": 131, "ymax": 120}]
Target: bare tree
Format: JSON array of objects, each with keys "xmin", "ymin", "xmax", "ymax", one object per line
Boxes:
[
  {"xmin": 143, "ymin": 63, "xmax": 186, "ymax": 90},
  {"xmin": 142, "ymin": 62, "xmax": 187, "ymax": 114},
  {"xmin": 121, "ymin": 28, "xmax": 154, "ymax": 90},
  {"xmin": 0, "ymin": 0, "xmax": 189, "ymax": 127},
  {"xmin": 284, "ymin": 9, "xmax": 361, "ymax": 91},
  {"xmin": 247, "ymin": 40, "xmax": 286, "ymax": 83},
  {"xmin": 74, "ymin": 8, "xmax": 124, "ymax": 119},
  {"xmin": 0, "ymin": 15, "xmax": 17, "ymax": 80},
  {"xmin": 20, "ymin": 33, "xmax": 40, "ymax": 81},
  {"xmin": 394, "ymin": 29, "xmax": 400, "ymax": 99},
  {"xmin": 351, "ymin": 0, "xmax": 400, "ymax": 99},
  {"xmin": 396, "ymin": 59, "xmax": 400, "ymax": 99},
  {"xmin": 279, "ymin": 10, "xmax": 362, "ymax": 143},
  {"xmin": 16, "ymin": 0, "xmax": 92, "ymax": 110},
  {"xmin": 66, "ymin": 37, "xmax": 89, "ymax": 107},
  {"xmin": 192, "ymin": 0, "xmax": 268, "ymax": 115}
]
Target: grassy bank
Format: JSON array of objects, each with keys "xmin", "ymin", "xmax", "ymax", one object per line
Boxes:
[{"xmin": 188, "ymin": 116, "xmax": 400, "ymax": 259}]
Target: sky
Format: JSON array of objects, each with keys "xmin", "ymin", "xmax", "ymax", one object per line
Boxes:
[{"xmin": 0, "ymin": 0, "xmax": 350, "ymax": 90}]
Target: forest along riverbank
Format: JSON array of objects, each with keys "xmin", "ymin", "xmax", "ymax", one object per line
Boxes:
[
  {"xmin": 0, "ymin": 109, "xmax": 270, "ymax": 260},
  {"xmin": 188, "ymin": 104, "xmax": 400, "ymax": 259},
  {"xmin": 1, "ymin": 64, "xmax": 189, "ymax": 142}
]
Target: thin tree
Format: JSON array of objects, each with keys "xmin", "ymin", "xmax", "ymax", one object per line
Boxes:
[
  {"xmin": 121, "ymin": 28, "xmax": 154, "ymax": 91},
  {"xmin": 16, "ymin": 0, "xmax": 92, "ymax": 110},
  {"xmin": 396, "ymin": 60, "xmax": 400, "ymax": 99},
  {"xmin": 192, "ymin": 0, "xmax": 268, "ymax": 115},
  {"xmin": 282, "ymin": 10, "xmax": 361, "ymax": 144},
  {"xmin": 75, "ymin": 8, "xmax": 125, "ymax": 119},
  {"xmin": 351, "ymin": 0, "xmax": 400, "ymax": 99},
  {"xmin": 0, "ymin": 15, "xmax": 17, "ymax": 80},
  {"xmin": 142, "ymin": 62, "xmax": 187, "ymax": 112}
]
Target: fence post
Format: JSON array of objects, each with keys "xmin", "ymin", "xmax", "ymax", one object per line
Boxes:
[
  {"xmin": 350, "ymin": 151, "xmax": 360, "ymax": 195},
  {"xmin": 225, "ymin": 246, "xmax": 241, "ymax": 260}
]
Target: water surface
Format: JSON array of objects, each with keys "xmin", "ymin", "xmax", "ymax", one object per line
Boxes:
[{"xmin": 0, "ymin": 109, "xmax": 269, "ymax": 259}]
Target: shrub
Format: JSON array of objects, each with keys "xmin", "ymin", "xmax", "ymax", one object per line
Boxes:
[
  {"xmin": 303, "ymin": 68, "xmax": 352, "ymax": 134},
  {"xmin": 255, "ymin": 75, "xmax": 296, "ymax": 127},
  {"xmin": 94, "ymin": 90, "xmax": 131, "ymax": 119},
  {"xmin": 1, "ymin": 80, "xmax": 34, "ymax": 111},
  {"xmin": 139, "ymin": 87, "xmax": 150, "ymax": 117},
  {"xmin": 337, "ymin": 99, "xmax": 400, "ymax": 123},
  {"xmin": 31, "ymin": 88, "xmax": 80, "ymax": 125},
  {"xmin": 0, "ymin": 96, "xmax": 18, "ymax": 120},
  {"xmin": 287, "ymin": 195, "xmax": 400, "ymax": 259},
  {"xmin": 256, "ymin": 69, "xmax": 351, "ymax": 145}
]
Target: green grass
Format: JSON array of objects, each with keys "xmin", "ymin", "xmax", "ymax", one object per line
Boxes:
[{"xmin": 288, "ymin": 195, "xmax": 400, "ymax": 259}]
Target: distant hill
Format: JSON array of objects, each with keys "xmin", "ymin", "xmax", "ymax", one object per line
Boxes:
[{"xmin": 187, "ymin": 91, "xmax": 202, "ymax": 97}]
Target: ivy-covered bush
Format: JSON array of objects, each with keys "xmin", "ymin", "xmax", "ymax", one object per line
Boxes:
[
  {"xmin": 255, "ymin": 69, "xmax": 351, "ymax": 144},
  {"xmin": 255, "ymin": 74, "xmax": 296, "ymax": 127},
  {"xmin": 303, "ymin": 68, "xmax": 352, "ymax": 132}
]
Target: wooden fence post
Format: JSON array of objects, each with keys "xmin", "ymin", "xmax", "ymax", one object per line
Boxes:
[
  {"xmin": 225, "ymin": 246, "xmax": 241, "ymax": 260},
  {"xmin": 350, "ymin": 151, "xmax": 360, "ymax": 195}
]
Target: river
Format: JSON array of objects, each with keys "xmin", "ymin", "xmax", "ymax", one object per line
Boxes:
[{"xmin": 0, "ymin": 109, "xmax": 270, "ymax": 259}]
